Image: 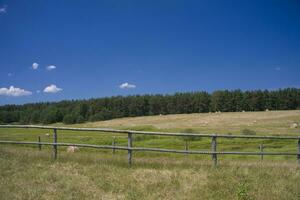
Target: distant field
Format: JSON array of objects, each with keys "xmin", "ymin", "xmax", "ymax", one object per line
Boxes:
[
  {"xmin": 68, "ymin": 110, "xmax": 300, "ymax": 135},
  {"xmin": 0, "ymin": 110, "xmax": 299, "ymax": 199}
]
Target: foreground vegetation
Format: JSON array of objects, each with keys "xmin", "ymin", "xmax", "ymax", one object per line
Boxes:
[
  {"xmin": 0, "ymin": 111, "xmax": 299, "ymax": 199},
  {"xmin": 0, "ymin": 147, "xmax": 299, "ymax": 200}
]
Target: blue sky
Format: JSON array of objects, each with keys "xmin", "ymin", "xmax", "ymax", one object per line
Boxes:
[{"xmin": 0, "ymin": 0, "xmax": 300, "ymax": 105}]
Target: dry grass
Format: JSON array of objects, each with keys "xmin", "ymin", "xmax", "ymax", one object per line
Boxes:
[
  {"xmin": 68, "ymin": 110, "xmax": 300, "ymax": 135},
  {"xmin": 0, "ymin": 146, "xmax": 299, "ymax": 200},
  {"xmin": 1, "ymin": 111, "xmax": 300, "ymax": 199}
]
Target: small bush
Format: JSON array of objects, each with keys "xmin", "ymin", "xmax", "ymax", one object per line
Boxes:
[
  {"xmin": 236, "ymin": 182, "xmax": 252, "ymax": 200},
  {"xmin": 241, "ymin": 129, "xmax": 256, "ymax": 135}
]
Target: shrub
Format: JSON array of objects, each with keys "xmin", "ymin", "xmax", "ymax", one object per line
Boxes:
[
  {"xmin": 236, "ymin": 181, "xmax": 252, "ymax": 200},
  {"xmin": 241, "ymin": 129, "xmax": 256, "ymax": 135}
]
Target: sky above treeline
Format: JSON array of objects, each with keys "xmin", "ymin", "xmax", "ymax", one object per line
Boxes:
[{"xmin": 0, "ymin": 0, "xmax": 300, "ymax": 105}]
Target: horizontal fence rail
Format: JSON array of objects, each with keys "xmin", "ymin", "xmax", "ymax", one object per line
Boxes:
[
  {"xmin": 0, "ymin": 141, "xmax": 298, "ymax": 156},
  {"xmin": 0, "ymin": 125, "xmax": 299, "ymax": 166},
  {"xmin": 0, "ymin": 125, "xmax": 299, "ymax": 139}
]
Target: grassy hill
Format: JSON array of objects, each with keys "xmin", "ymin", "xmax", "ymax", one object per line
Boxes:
[
  {"xmin": 71, "ymin": 110, "xmax": 300, "ymax": 135},
  {"xmin": 0, "ymin": 110, "xmax": 299, "ymax": 199}
]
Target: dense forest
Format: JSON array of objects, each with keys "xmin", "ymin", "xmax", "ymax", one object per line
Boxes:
[{"xmin": 0, "ymin": 88, "xmax": 299, "ymax": 125}]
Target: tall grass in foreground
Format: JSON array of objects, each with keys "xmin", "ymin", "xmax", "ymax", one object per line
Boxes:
[{"xmin": 0, "ymin": 146, "xmax": 299, "ymax": 200}]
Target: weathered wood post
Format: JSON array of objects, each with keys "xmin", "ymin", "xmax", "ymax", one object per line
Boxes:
[
  {"xmin": 297, "ymin": 137, "xmax": 300, "ymax": 164},
  {"xmin": 53, "ymin": 128, "xmax": 57, "ymax": 160},
  {"xmin": 185, "ymin": 140, "xmax": 189, "ymax": 155},
  {"xmin": 211, "ymin": 135, "xmax": 217, "ymax": 166},
  {"xmin": 259, "ymin": 144, "xmax": 264, "ymax": 161},
  {"xmin": 38, "ymin": 136, "xmax": 42, "ymax": 151},
  {"xmin": 128, "ymin": 133, "xmax": 132, "ymax": 166},
  {"xmin": 112, "ymin": 136, "xmax": 116, "ymax": 155}
]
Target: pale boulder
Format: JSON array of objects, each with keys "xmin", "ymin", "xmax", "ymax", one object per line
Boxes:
[
  {"xmin": 67, "ymin": 146, "xmax": 80, "ymax": 153},
  {"xmin": 290, "ymin": 123, "xmax": 298, "ymax": 129}
]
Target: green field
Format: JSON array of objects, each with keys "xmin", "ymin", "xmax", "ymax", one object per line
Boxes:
[{"xmin": 0, "ymin": 110, "xmax": 300, "ymax": 199}]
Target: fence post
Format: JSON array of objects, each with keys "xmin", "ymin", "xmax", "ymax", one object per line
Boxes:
[
  {"xmin": 38, "ymin": 136, "xmax": 42, "ymax": 151},
  {"xmin": 128, "ymin": 133, "xmax": 132, "ymax": 166},
  {"xmin": 297, "ymin": 137, "xmax": 300, "ymax": 164},
  {"xmin": 212, "ymin": 135, "xmax": 217, "ymax": 166},
  {"xmin": 185, "ymin": 140, "xmax": 189, "ymax": 155},
  {"xmin": 259, "ymin": 144, "xmax": 264, "ymax": 161},
  {"xmin": 112, "ymin": 136, "xmax": 116, "ymax": 155},
  {"xmin": 53, "ymin": 128, "xmax": 57, "ymax": 160}
]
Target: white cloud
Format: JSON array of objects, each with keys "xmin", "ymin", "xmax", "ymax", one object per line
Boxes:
[
  {"xmin": 43, "ymin": 84, "xmax": 62, "ymax": 93},
  {"xmin": 0, "ymin": 5, "xmax": 7, "ymax": 14},
  {"xmin": 46, "ymin": 65, "xmax": 56, "ymax": 70},
  {"xmin": 32, "ymin": 62, "xmax": 39, "ymax": 70},
  {"xmin": 119, "ymin": 82, "xmax": 136, "ymax": 89},
  {"xmin": 0, "ymin": 86, "xmax": 32, "ymax": 97},
  {"xmin": 275, "ymin": 67, "xmax": 281, "ymax": 71}
]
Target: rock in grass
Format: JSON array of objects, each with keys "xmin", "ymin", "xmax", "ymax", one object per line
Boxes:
[
  {"xmin": 290, "ymin": 123, "xmax": 298, "ymax": 129},
  {"xmin": 67, "ymin": 146, "xmax": 80, "ymax": 153}
]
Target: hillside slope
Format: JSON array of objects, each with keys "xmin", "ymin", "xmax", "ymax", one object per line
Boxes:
[{"xmin": 68, "ymin": 110, "xmax": 300, "ymax": 135}]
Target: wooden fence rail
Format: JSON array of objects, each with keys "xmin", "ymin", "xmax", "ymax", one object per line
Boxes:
[{"xmin": 0, "ymin": 125, "xmax": 299, "ymax": 166}]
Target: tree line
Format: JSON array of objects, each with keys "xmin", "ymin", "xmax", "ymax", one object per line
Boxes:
[{"xmin": 0, "ymin": 88, "xmax": 299, "ymax": 125}]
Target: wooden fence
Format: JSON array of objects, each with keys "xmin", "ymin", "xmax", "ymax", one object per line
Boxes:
[{"xmin": 0, "ymin": 125, "xmax": 299, "ymax": 166}]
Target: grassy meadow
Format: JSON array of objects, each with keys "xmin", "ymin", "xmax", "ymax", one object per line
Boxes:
[{"xmin": 0, "ymin": 110, "xmax": 300, "ymax": 199}]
